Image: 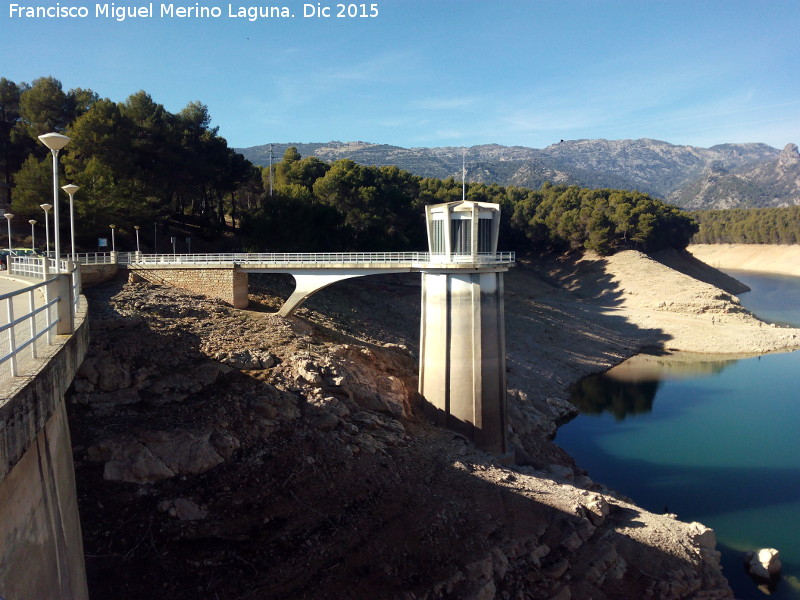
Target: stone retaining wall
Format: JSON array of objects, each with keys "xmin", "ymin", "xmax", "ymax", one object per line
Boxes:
[
  {"xmin": 128, "ymin": 265, "xmax": 249, "ymax": 308},
  {"xmin": 80, "ymin": 263, "xmax": 118, "ymax": 284}
]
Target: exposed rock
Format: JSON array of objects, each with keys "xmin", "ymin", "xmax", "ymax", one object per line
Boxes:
[
  {"xmin": 172, "ymin": 498, "xmax": 207, "ymax": 521},
  {"xmin": 745, "ymin": 548, "xmax": 782, "ymax": 580},
  {"xmin": 214, "ymin": 349, "xmax": 276, "ymax": 369},
  {"xmin": 87, "ymin": 430, "xmax": 225, "ymax": 483},
  {"xmin": 67, "ymin": 262, "xmax": 749, "ymax": 600}
]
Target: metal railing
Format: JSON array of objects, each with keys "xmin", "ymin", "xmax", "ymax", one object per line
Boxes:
[
  {"xmin": 74, "ymin": 252, "xmax": 120, "ymax": 265},
  {"xmin": 0, "ymin": 257, "xmax": 84, "ymax": 380},
  {"xmin": 79, "ymin": 251, "xmax": 516, "ymax": 267},
  {"xmin": 0, "ymin": 275, "xmax": 60, "ymax": 379}
]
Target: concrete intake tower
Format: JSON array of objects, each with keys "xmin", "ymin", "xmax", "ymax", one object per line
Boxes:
[{"xmin": 418, "ymin": 201, "xmax": 511, "ymax": 457}]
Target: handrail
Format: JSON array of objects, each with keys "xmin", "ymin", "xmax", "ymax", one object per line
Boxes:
[
  {"xmin": 0, "ymin": 274, "xmax": 61, "ymax": 379},
  {"xmin": 83, "ymin": 251, "xmax": 516, "ymax": 266}
]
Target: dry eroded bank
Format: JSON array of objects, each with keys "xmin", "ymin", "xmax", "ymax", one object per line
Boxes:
[
  {"xmin": 67, "ymin": 248, "xmax": 791, "ymax": 600},
  {"xmin": 689, "ymin": 243, "xmax": 800, "ymax": 278}
]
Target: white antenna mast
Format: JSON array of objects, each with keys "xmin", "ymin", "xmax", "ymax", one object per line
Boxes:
[{"xmin": 462, "ymin": 147, "xmax": 466, "ymax": 202}]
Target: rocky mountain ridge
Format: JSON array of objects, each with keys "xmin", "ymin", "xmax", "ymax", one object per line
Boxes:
[
  {"xmin": 668, "ymin": 143, "xmax": 800, "ymax": 209},
  {"xmin": 236, "ymin": 138, "xmax": 792, "ymax": 208}
]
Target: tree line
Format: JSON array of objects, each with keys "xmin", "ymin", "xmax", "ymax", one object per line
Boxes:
[
  {"xmin": 1, "ymin": 75, "xmax": 698, "ymax": 255},
  {"xmin": 690, "ymin": 207, "xmax": 800, "ymax": 244},
  {"xmin": 246, "ymin": 150, "xmax": 698, "ymax": 254},
  {"xmin": 1, "ymin": 76, "xmax": 261, "ymax": 249}
]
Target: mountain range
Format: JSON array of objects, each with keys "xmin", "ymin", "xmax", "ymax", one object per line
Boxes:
[{"xmin": 236, "ymin": 139, "xmax": 800, "ymax": 210}]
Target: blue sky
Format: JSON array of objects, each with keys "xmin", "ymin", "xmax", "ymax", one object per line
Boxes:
[{"xmin": 2, "ymin": 0, "xmax": 798, "ymax": 150}]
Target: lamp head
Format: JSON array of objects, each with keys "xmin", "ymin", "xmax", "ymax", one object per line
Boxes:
[
  {"xmin": 109, "ymin": 224, "xmax": 116, "ymax": 229},
  {"xmin": 37, "ymin": 132, "xmax": 71, "ymax": 152},
  {"xmin": 134, "ymin": 225, "xmax": 140, "ymax": 230},
  {"xmin": 61, "ymin": 183, "xmax": 79, "ymax": 195},
  {"xmin": 29, "ymin": 219, "xmax": 36, "ymax": 225},
  {"xmin": 4, "ymin": 213, "xmax": 13, "ymax": 221},
  {"xmin": 40, "ymin": 203, "xmax": 53, "ymax": 212}
]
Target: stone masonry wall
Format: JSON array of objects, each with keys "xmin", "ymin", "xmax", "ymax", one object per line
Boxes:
[{"xmin": 128, "ymin": 266, "xmax": 249, "ymax": 308}]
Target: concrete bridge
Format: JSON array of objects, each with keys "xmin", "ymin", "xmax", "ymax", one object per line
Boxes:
[
  {"xmin": 0, "ymin": 200, "xmax": 515, "ymax": 598},
  {"xmin": 99, "ymin": 250, "xmax": 514, "ymax": 316}
]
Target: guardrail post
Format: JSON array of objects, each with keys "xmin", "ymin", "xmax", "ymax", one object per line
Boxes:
[
  {"xmin": 5, "ymin": 296, "xmax": 17, "ymax": 376},
  {"xmin": 48, "ymin": 274, "xmax": 75, "ymax": 335}
]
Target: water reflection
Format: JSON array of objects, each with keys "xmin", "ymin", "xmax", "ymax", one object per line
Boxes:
[
  {"xmin": 570, "ymin": 374, "xmax": 659, "ymax": 420},
  {"xmin": 570, "ymin": 353, "xmax": 741, "ymax": 420}
]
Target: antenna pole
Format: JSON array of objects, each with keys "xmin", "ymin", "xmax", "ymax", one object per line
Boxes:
[{"xmin": 462, "ymin": 148, "xmax": 466, "ymax": 202}]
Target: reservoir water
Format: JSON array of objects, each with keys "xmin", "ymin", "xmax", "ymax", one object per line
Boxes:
[{"xmin": 556, "ymin": 270, "xmax": 800, "ymax": 600}]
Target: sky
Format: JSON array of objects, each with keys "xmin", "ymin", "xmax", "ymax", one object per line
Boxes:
[{"xmin": 2, "ymin": 0, "xmax": 799, "ymax": 151}]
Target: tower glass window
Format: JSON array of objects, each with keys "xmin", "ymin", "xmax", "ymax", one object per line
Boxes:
[
  {"xmin": 451, "ymin": 218, "xmax": 471, "ymax": 254},
  {"xmin": 432, "ymin": 219, "xmax": 445, "ymax": 253},
  {"xmin": 478, "ymin": 218, "xmax": 492, "ymax": 253}
]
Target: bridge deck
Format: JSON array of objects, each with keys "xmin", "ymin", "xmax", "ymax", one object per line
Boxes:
[{"xmin": 80, "ymin": 251, "xmax": 515, "ymax": 270}]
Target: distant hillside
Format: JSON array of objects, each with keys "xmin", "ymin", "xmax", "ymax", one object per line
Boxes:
[
  {"xmin": 668, "ymin": 143, "xmax": 800, "ymax": 208},
  {"xmin": 236, "ymin": 138, "xmax": 789, "ymax": 208}
]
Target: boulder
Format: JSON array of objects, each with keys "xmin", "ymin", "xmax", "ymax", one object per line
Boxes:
[
  {"xmin": 745, "ymin": 548, "xmax": 782, "ymax": 580},
  {"xmin": 88, "ymin": 429, "xmax": 225, "ymax": 483}
]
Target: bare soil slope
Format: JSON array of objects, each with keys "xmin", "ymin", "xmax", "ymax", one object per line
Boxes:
[{"xmin": 67, "ymin": 249, "xmax": 799, "ymax": 599}]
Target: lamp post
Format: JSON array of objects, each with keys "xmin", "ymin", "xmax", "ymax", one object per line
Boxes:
[
  {"xmin": 40, "ymin": 203, "xmax": 52, "ymax": 256},
  {"xmin": 38, "ymin": 133, "xmax": 70, "ymax": 271},
  {"xmin": 134, "ymin": 225, "xmax": 141, "ymax": 253},
  {"xmin": 29, "ymin": 219, "xmax": 36, "ymax": 251},
  {"xmin": 61, "ymin": 183, "xmax": 79, "ymax": 261},
  {"xmin": 109, "ymin": 224, "xmax": 116, "ymax": 252},
  {"xmin": 4, "ymin": 213, "xmax": 13, "ymax": 252}
]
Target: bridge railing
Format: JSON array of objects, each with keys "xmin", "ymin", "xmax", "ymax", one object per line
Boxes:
[
  {"xmin": 125, "ymin": 251, "xmax": 516, "ymax": 265},
  {"xmin": 0, "ymin": 274, "xmax": 61, "ymax": 379},
  {"xmin": 74, "ymin": 251, "xmax": 516, "ymax": 266}
]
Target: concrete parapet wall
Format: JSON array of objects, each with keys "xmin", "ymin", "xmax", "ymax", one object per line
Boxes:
[
  {"xmin": 0, "ymin": 297, "xmax": 89, "ymax": 599},
  {"xmin": 129, "ymin": 265, "xmax": 249, "ymax": 308}
]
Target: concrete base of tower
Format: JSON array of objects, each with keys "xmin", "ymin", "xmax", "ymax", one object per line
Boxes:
[{"xmin": 418, "ymin": 269, "xmax": 510, "ymax": 456}]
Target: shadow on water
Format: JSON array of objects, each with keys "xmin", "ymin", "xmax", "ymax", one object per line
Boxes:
[
  {"xmin": 568, "ymin": 353, "xmax": 742, "ymax": 421},
  {"xmin": 569, "ymin": 374, "xmax": 661, "ymax": 420},
  {"xmin": 557, "ymin": 419, "xmax": 800, "ymax": 599},
  {"xmin": 559, "ymin": 357, "xmax": 800, "ymax": 600}
]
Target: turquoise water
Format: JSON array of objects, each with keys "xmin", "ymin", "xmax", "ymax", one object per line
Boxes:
[{"xmin": 557, "ymin": 270, "xmax": 800, "ymax": 600}]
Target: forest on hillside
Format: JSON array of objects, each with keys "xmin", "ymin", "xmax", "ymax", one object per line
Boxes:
[
  {"xmin": 1, "ymin": 75, "xmax": 697, "ymax": 255},
  {"xmin": 690, "ymin": 206, "xmax": 800, "ymax": 244}
]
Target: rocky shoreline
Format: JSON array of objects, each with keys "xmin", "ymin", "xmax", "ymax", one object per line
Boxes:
[{"xmin": 67, "ymin": 249, "xmax": 800, "ymax": 599}]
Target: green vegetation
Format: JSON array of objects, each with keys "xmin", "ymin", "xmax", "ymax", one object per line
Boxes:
[
  {"xmin": 1, "ymin": 75, "xmax": 698, "ymax": 255},
  {"xmin": 1, "ymin": 76, "xmax": 261, "ymax": 249},
  {"xmin": 691, "ymin": 206, "xmax": 800, "ymax": 244},
  {"xmin": 508, "ymin": 183, "xmax": 697, "ymax": 254}
]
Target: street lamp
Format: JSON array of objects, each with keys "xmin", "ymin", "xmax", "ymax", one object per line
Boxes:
[
  {"xmin": 29, "ymin": 219, "xmax": 36, "ymax": 251},
  {"xmin": 40, "ymin": 203, "xmax": 52, "ymax": 256},
  {"xmin": 134, "ymin": 225, "xmax": 141, "ymax": 253},
  {"xmin": 4, "ymin": 213, "xmax": 13, "ymax": 253},
  {"xmin": 61, "ymin": 183, "xmax": 79, "ymax": 260},
  {"xmin": 38, "ymin": 132, "xmax": 70, "ymax": 270},
  {"xmin": 109, "ymin": 224, "xmax": 116, "ymax": 252}
]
